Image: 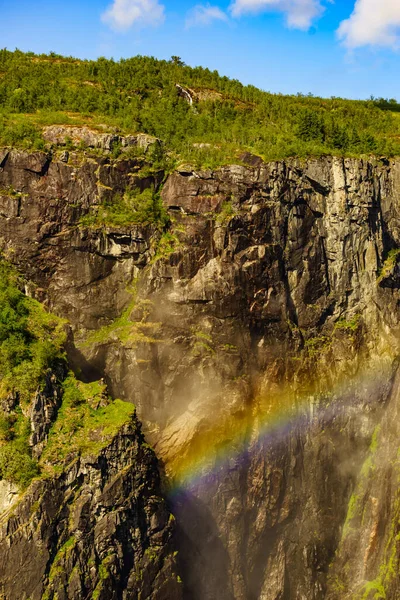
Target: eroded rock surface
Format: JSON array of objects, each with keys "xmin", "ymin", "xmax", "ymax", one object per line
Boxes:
[{"xmin": 0, "ymin": 417, "xmax": 181, "ymax": 600}]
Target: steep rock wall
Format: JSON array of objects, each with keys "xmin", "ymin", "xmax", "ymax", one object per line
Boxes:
[
  {"xmin": 0, "ymin": 416, "xmax": 181, "ymax": 600},
  {"xmin": 1, "ymin": 148, "xmax": 400, "ymax": 598}
]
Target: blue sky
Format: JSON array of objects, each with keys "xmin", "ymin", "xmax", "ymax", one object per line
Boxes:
[{"xmin": 1, "ymin": 0, "xmax": 400, "ymax": 100}]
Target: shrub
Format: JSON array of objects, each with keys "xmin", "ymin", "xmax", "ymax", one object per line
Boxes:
[
  {"xmin": 80, "ymin": 186, "xmax": 169, "ymax": 228},
  {"xmin": 41, "ymin": 373, "xmax": 136, "ymax": 468},
  {"xmin": 0, "ymin": 442, "xmax": 39, "ymax": 488},
  {"xmin": 0, "ymin": 412, "xmax": 15, "ymax": 441},
  {"xmin": 0, "ymin": 260, "xmax": 67, "ymax": 403}
]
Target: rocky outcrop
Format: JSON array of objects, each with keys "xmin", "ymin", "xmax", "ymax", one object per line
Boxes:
[
  {"xmin": 0, "ymin": 148, "xmax": 163, "ymax": 329},
  {"xmin": 0, "ymin": 416, "xmax": 181, "ymax": 600},
  {"xmin": 0, "ymin": 481, "xmax": 18, "ymax": 514},
  {"xmin": 43, "ymin": 126, "xmax": 160, "ymax": 153},
  {"xmin": 29, "ymin": 364, "xmax": 66, "ymax": 458},
  {"xmin": 1, "ymin": 149, "xmax": 400, "ymax": 598}
]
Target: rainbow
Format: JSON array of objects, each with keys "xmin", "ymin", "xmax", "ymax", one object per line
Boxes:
[{"xmin": 166, "ymin": 356, "xmax": 394, "ymax": 499}]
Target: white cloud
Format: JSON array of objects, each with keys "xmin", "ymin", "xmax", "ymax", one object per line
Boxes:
[
  {"xmin": 338, "ymin": 0, "xmax": 400, "ymax": 49},
  {"xmin": 186, "ymin": 4, "xmax": 229, "ymax": 28},
  {"xmin": 229, "ymin": 0, "xmax": 324, "ymax": 30},
  {"xmin": 101, "ymin": 0, "xmax": 165, "ymax": 32}
]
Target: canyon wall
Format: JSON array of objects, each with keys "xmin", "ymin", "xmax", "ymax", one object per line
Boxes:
[{"xmin": 1, "ymin": 144, "xmax": 400, "ymax": 599}]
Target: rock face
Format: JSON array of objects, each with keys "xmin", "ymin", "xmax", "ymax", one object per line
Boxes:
[
  {"xmin": 0, "ymin": 481, "xmax": 18, "ymax": 514},
  {"xmin": 29, "ymin": 364, "xmax": 66, "ymax": 458},
  {"xmin": 43, "ymin": 126, "xmax": 160, "ymax": 153},
  {"xmin": 1, "ymin": 149, "xmax": 400, "ymax": 599},
  {"xmin": 0, "ymin": 148, "xmax": 163, "ymax": 329},
  {"xmin": 325, "ymin": 365, "xmax": 400, "ymax": 600},
  {"xmin": 0, "ymin": 417, "xmax": 181, "ymax": 600}
]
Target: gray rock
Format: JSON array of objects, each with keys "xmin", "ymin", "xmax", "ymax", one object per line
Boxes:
[
  {"xmin": 29, "ymin": 365, "xmax": 66, "ymax": 459},
  {"xmin": 0, "ymin": 481, "xmax": 18, "ymax": 514},
  {"xmin": 43, "ymin": 126, "xmax": 160, "ymax": 154}
]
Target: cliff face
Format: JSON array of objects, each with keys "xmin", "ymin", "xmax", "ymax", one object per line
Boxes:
[
  {"xmin": 1, "ymin": 144, "xmax": 400, "ymax": 599},
  {"xmin": 0, "ymin": 416, "xmax": 181, "ymax": 600}
]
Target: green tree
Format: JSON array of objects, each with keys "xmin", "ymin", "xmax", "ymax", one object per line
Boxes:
[{"xmin": 170, "ymin": 56, "xmax": 185, "ymax": 67}]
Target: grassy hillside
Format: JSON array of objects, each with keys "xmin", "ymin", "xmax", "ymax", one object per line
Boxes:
[{"xmin": 1, "ymin": 49, "xmax": 400, "ymax": 165}]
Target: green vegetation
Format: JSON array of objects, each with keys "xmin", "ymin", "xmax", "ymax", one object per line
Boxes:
[
  {"xmin": 1, "ymin": 49, "xmax": 400, "ymax": 164},
  {"xmin": 334, "ymin": 314, "xmax": 362, "ymax": 344},
  {"xmin": 47, "ymin": 536, "xmax": 77, "ymax": 584},
  {"xmin": 341, "ymin": 425, "xmax": 381, "ymax": 539},
  {"xmin": 0, "ymin": 261, "xmax": 66, "ymax": 403},
  {"xmin": 221, "ymin": 343, "xmax": 238, "ymax": 352},
  {"xmin": 80, "ymin": 291, "xmax": 161, "ymax": 348},
  {"xmin": 40, "ymin": 374, "xmax": 135, "ymax": 469},
  {"xmin": 215, "ymin": 200, "xmax": 237, "ymax": 225},
  {"xmin": 360, "ymin": 516, "xmax": 400, "ymax": 600},
  {"xmin": 361, "ymin": 578, "xmax": 387, "ymax": 600},
  {"xmin": 304, "ymin": 335, "xmax": 331, "ymax": 357},
  {"xmin": 191, "ymin": 329, "xmax": 215, "ymax": 357},
  {"xmin": 0, "ymin": 411, "xmax": 39, "ymax": 488},
  {"xmin": 145, "ymin": 546, "xmax": 161, "ymax": 562},
  {"xmin": 369, "ymin": 425, "xmax": 381, "ymax": 454},
  {"xmin": 0, "ymin": 116, "xmax": 45, "ymax": 150},
  {"xmin": 80, "ymin": 186, "xmax": 169, "ymax": 228},
  {"xmin": 0, "ymin": 258, "xmax": 136, "ymax": 489},
  {"xmin": 342, "ymin": 493, "xmax": 358, "ymax": 538},
  {"xmin": 92, "ymin": 555, "xmax": 114, "ymax": 599},
  {"xmin": 358, "ymin": 442, "xmax": 400, "ymax": 600},
  {"xmin": 0, "ymin": 185, "xmax": 27, "ymax": 199},
  {"xmin": 334, "ymin": 314, "xmax": 362, "ymax": 333},
  {"xmin": 0, "ymin": 260, "xmax": 66, "ymax": 488},
  {"xmin": 334, "ymin": 423, "xmax": 400, "ymax": 600},
  {"xmin": 152, "ymin": 231, "xmax": 181, "ymax": 261},
  {"xmin": 377, "ymin": 249, "xmax": 400, "ymax": 283}
]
